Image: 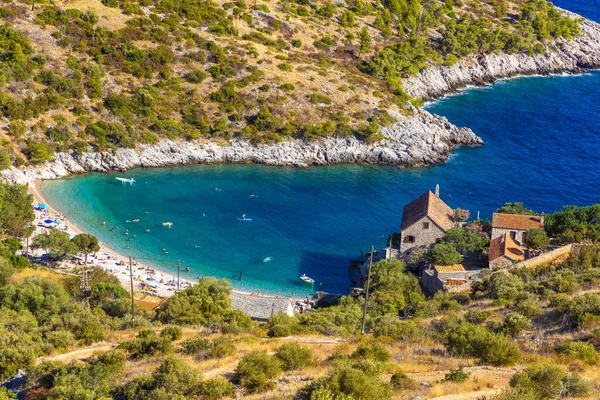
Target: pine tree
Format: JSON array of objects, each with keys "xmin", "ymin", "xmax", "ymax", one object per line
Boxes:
[{"xmin": 358, "ymin": 27, "xmax": 372, "ymax": 58}]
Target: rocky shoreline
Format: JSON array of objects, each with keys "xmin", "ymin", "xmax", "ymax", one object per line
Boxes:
[
  {"xmin": 403, "ymin": 9, "xmax": 600, "ymax": 100},
  {"xmin": 3, "ymin": 10, "xmax": 600, "ymax": 182},
  {"xmin": 1, "ymin": 108, "xmax": 481, "ymax": 182}
]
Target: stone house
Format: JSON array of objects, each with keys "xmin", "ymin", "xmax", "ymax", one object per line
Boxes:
[
  {"xmin": 488, "ymin": 233, "xmax": 525, "ymax": 269},
  {"xmin": 400, "ymin": 190, "xmax": 455, "ymax": 256},
  {"xmin": 491, "ymin": 213, "xmax": 545, "ymax": 244}
]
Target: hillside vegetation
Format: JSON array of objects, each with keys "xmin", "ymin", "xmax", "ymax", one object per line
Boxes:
[
  {"xmin": 0, "ymin": 0, "xmax": 581, "ymax": 167},
  {"xmin": 2, "ymin": 182, "xmax": 600, "ymax": 398}
]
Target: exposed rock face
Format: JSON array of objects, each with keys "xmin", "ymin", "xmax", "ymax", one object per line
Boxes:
[
  {"xmin": 403, "ymin": 9, "xmax": 600, "ymax": 100},
  {"xmin": 2, "ymin": 108, "xmax": 482, "ymax": 182}
]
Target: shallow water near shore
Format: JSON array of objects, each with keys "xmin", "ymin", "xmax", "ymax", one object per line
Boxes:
[
  {"xmin": 42, "ymin": 68, "xmax": 600, "ymax": 296},
  {"xmin": 41, "ymin": 1, "xmax": 600, "ymax": 295}
]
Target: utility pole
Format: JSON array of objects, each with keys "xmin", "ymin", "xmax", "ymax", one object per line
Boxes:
[
  {"xmin": 177, "ymin": 259, "xmax": 181, "ymax": 296},
  {"xmin": 129, "ymin": 256, "xmax": 135, "ymax": 329},
  {"xmin": 360, "ymin": 246, "xmax": 374, "ymax": 335}
]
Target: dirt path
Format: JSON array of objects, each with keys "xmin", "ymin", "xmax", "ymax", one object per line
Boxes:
[
  {"xmin": 406, "ymin": 365, "xmax": 521, "ymax": 380},
  {"xmin": 430, "ymin": 389, "xmax": 502, "ymax": 400},
  {"xmin": 37, "ymin": 343, "xmax": 117, "ymax": 365}
]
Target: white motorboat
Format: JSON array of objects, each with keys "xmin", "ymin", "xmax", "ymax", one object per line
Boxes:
[
  {"xmin": 116, "ymin": 177, "xmax": 136, "ymax": 184},
  {"xmin": 300, "ymin": 274, "xmax": 314, "ymax": 285}
]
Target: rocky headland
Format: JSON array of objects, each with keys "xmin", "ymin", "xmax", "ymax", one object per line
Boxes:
[
  {"xmin": 403, "ymin": 9, "xmax": 600, "ymax": 100},
  {"xmin": 3, "ymin": 10, "xmax": 600, "ymax": 182},
  {"xmin": 2, "ymin": 108, "xmax": 481, "ymax": 182}
]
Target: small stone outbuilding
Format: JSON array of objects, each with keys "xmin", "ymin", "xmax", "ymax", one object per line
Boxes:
[
  {"xmin": 422, "ymin": 264, "xmax": 468, "ymax": 294},
  {"xmin": 488, "ymin": 233, "xmax": 525, "ymax": 269}
]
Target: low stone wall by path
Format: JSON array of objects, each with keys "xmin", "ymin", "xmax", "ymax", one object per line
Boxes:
[{"xmin": 507, "ymin": 244, "xmax": 576, "ymax": 270}]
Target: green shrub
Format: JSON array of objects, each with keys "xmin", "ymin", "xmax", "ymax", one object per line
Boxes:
[
  {"xmin": 306, "ymin": 93, "xmax": 332, "ymax": 105},
  {"xmin": 8, "ymin": 120, "xmax": 26, "ymax": 140},
  {"xmin": 199, "ymin": 377, "xmax": 235, "ymax": 400},
  {"xmin": 211, "ymin": 337, "xmax": 236, "ymax": 359},
  {"xmin": 221, "ymin": 309, "xmax": 254, "ymax": 334},
  {"xmin": 505, "ymin": 363, "xmax": 590, "ymax": 399},
  {"xmin": 180, "ymin": 338, "xmax": 212, "ymax": 356},
  {"xmin": 351, "ymin": 342, "xmax": 391, "ymax": 362},
  {"xmin": 185, "ymin": 69, "xmax": 208, "ymax": 83},
  {"xmin": 499, "ymin": 312, "xmax": 532, "ymax": 337},
  {"xmin": 390, "ymin": 372, "xmax": 418, "ymax": 390},
  {"xmin": 279, "ymin": 83, "xmax": 295, "ymax": 91},
  {"xmin": 373, "ymin": 315, "xmax": 422, "ymax": 341},
  {"xmin": 157, "ymin": 277, "xmax": 232, "ymax": 325},
  {"xmin": 443, "ymin": 366, "xmax": 470, "ymax": 383},
  {"xmin": 235, "ymin": 351, "xmax": 281, "ymax": 393},
  {"xmin": 557, "ymin": 341, "xmax": 599, "ymax": 364},
  {"xmin": 309, "ymin": 364, "xmax": 393, "ymax": 399},
  {"xmin": 160, "ymin": 326, "xmax": 182, "ymax": 341},
  {"xmin": 118, "ymin": 329, "xmax": 173, "ymax": 359},
  {"xmin": 267, "ymin": 312, "xmax": 299, "ymax": 337},
  {"xmin": 275, "ymin": 342, "xmax": 312, "ymax": 371},
  {"xmin": 443, "ymin": 322, "xmax": 521, "ymax": 366},
  {"xmin": 24, "ymin": 141, "xmax": 53, "ymax": 164}
]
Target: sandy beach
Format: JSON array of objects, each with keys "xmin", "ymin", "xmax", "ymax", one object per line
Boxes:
[{"xmin": 28, "ymin": 179, "xmax": 303, "ymax": 311}]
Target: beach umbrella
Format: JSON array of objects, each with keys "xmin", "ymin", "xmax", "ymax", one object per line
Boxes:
[
  {"xmin": 44, "ymin": 219, "xmax": 54, "ymax": 224},
  {"xmin": 38, "ymin": 204, "xmax": 47, "ymax": 209}
]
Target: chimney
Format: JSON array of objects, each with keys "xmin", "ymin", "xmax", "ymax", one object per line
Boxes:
[
  {"xmin": 435, "ymin": 184, "xmax": 440, "ymax": 197},
  {"xmin": 540, "ymin": 212, "xmax": 544, "ymax": 225}
]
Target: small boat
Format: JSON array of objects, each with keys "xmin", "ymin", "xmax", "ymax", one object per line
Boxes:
[
  {"xmin": 162, "ymin": 222, "xmax": 173, "ymax": 227},
  {"xmin": 263, "ymin": 256, "xmax": 272, "ymax": 263},
  {"xmin": 116, "ymin": 177, "xmax": 135, "ymax": 184},
  {"xmin": 300, "ymin": 274, "xmax": 315, "ymax": 285},
  {"xmin": 132, "ymin": 219, "xmax": 139, "ymax": 223}
]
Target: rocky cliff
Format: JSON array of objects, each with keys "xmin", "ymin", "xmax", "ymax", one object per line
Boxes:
[
  {"xmin": 403, "ymin": 9, "xmax": 600, "ymax": 100},
  {"xmin": 2, "ymin": 108, "xmax": 481, "ymax": 182}
]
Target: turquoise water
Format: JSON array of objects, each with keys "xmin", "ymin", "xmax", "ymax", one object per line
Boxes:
[{"xmin": 42, "ymin": 2, "xmax": 600, "ymax": 295}]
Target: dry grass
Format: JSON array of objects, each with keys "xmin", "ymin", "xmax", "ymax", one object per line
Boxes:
[
  {"xmin": 60, "ymin": 0, "xmax": 131, "ymax": 30},
  {"xmin": 8, "ymin": 267, "xmax": 70, "ymax": 283}
]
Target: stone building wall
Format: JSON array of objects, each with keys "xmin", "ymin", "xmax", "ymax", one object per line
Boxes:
[
  {"xmin": 489, "ymin": 256, "xmax": 514, "ymax": 270},
  {"xmin": 400, "ymin": 216, "xmax": 445, "ymax": 255},
  {"xmin": 491, "ymin": 227, "xmax": 526, "ymax": 243}
]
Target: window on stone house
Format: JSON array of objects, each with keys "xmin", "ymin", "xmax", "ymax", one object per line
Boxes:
[
  {"xmin": 403, "ymin": 235, "xmax": 415, "ymax": 243},
  {"xmin": 423, "ymin": 222, "xmax": 430, "ymax": 230},
  {"xmin": 510, "ymin": 231, "xmax": 517, "ymax": 240}
]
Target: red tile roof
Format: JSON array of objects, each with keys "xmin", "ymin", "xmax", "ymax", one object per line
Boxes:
[
  {"xmin": 401, "ymin": 191, "xmax": 455, "ymax": 231},
  {"xmin": 489, "ymin": 234, "xmax": 525, "ymax": 263},
  {"xmin": 492, "ymin": 213, "xmax": 544, "ymax": 231}
]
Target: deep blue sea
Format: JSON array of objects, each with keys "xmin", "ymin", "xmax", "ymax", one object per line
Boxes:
[{"xmin": 41, "ymin": 1, "xmax": 600, "ymax": 296}]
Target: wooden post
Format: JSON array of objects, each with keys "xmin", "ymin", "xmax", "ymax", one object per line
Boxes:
[
  {"xmin": 177, "ymin": 259, "xmax": 181, "ymax": 295},
  {"xmin": 129, "ymin": 256, "xmax": 135, "ymax": 329},
  {"xmin": 360, "ymin": 246, "xmax": 374, "ymax": 335}
]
